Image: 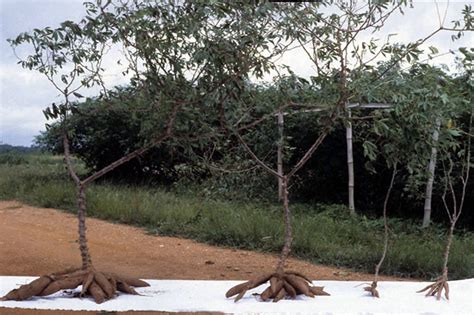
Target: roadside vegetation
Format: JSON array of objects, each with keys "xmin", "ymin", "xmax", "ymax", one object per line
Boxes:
[
  {"xmin": 2, "ymin": 0, "xmax": 472, "ymax": 304},
  {"xmin": 1, "ymin": 153, "xmax": 473, "ymax": 280}
]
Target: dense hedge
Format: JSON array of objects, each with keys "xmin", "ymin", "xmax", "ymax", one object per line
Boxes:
[{"xmin": 35, "ymin": 93, "xmax": 474, "ymax": 229}]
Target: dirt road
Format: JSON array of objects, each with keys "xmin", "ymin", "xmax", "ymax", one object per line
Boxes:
[{"xmin": 0, "ymin": 200, "xmax": 401, "ymax": 314}]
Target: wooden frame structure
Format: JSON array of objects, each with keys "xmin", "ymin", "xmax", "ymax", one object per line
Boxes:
[
  {"xmin": 276, "ymin": 101, "xmax": 439, "ymax": 225},
  {"xmin": 276, "ymin": 102, "xmax": 393, "ymax": 215}
]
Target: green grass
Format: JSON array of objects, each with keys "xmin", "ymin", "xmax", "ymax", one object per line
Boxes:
[{"xmin": 1, "ymin": 153, "xmax": 473, "ymax": 280}]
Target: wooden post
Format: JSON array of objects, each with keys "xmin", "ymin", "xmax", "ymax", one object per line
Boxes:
[
  {"xmin": 422, "ymin": 118, "xmax": 441, "ymax": 228},
  {"xmin": 274, "ymin": 103, "xmax": 392, "ymax": 206},
  {"xmin": 346, "ymin": 106, "xmax": 356, "ymax": 215},
  {"xmin": 277, "ymin": 111, "xmax": 284, "ymax": 200}
]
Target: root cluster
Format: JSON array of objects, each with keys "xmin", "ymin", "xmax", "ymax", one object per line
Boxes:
[
  {"xmin": 1, "ymin": 268, "xmax": 149, "ymax": 304},
  {"xmin": 226, "ymin": 271, "xmax": 329, "ymax": 302},
  {"xmin": 363, "ymin": 281, "xmax": 380, "ymax": 298},
  {"xmin": 417, "ymin": 276, "xmax": 449, "ymax": 300}
]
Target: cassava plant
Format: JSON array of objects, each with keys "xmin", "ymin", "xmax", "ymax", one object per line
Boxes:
[
  {"xmin": 417, "ymin": 50, "xmax": 473, "ymax": 301},
  {"xmin": 363, "ymin": 164, "xmax": 397, "ymax": 298},
  {"xmin": 0, "ymin": 0, "xmax": 212, "ymax": 303},
  {"xmin": 2, "ymin": 0, "xmax": 293, "ymax": 303},
  {"xmin": 358, "ymin": 98, "xmax": 420, "ymax": 298},
  {"xmin": 225, "ymin": 77, "xmax": 335, "ymax": 302},
  {"xmin": 417, "ymin": 116, "xmax": 472, "ymax": 300},
  {"xmin": 364, "ymin": 115, "xmax": 420, "ymax": 297},
  {"xmin": 1, "ymin": 30, "xmax": 151, "ymax": 305},
  {"xmin": 0, "ymin": 6, "xmax": 160, "ymax": 303},
  {"xmin": 224, "ymin": 144, "xmax": 332, "ymax": 302}
]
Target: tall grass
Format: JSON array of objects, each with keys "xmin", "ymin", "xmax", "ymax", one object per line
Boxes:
[{"xmin": 1, "ymin": 153, "xmax": 473, "ymax": 279}]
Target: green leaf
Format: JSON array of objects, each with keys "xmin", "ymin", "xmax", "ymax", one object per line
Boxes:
[
  {"xmin": 428, "ymin": 46, "xmax": 439, "ymax": 54},
  {"xmin": 447, "ymin": 129, "xmax": 461, "ymax": 137},
  {"xmin": 440, "ymin": 93, "xmax": 449, "ymax": 104}
]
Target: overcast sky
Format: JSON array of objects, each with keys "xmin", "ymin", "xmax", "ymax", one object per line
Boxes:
[{"xmin": 0, "ymin": 0, "xmax": 472, "ymax": 146}]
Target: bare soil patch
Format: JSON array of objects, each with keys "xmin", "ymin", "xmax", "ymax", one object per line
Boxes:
[{"xmin": 0, "ymin": 200, "xmax": 404, "ymax": 314}]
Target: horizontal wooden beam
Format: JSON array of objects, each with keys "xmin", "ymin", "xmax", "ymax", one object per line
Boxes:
[
  {"xmin": 276, "ymin": 103, "xmax": 393, "ymax": 116},
  {"xmin": 348, "ymin": 103, "xmax": 393, "ymax": 109}
]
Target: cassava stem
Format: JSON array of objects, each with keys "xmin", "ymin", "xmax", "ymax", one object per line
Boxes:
[
  {"xmin": 364, "ymin": 165, "xmax": 397, "ymax": 298},
  {"xmin": 63, "ymin": 132, "xmax": 91, "ymax": 269},
  {"xmin": 374, "ymin": 165, "xmax": 397, "ymax": 283},
  {"xmin": 276, "ymin": 176, "xmax": 292, "ymax": 273}
]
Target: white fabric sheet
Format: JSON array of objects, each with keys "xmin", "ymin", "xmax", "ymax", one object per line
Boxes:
[{"xmin": 1, "ymin": 276, "xmax": 473, "ymax": 314}]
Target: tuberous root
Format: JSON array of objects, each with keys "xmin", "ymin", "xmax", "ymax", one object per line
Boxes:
[
  {"xmin": 225, "ymin": 270, "xmax": 330, "ymax": 303},
  {"xmin": 1, "ymin": 267, "xmax": 150, "ymax": 304},
  {"xmin": 363, "ymin": 281, "xmax": 380, "ymax": 298},
  {"xmin": 417, "ymin": 276, "xmax": 449, "ymax": 301}
]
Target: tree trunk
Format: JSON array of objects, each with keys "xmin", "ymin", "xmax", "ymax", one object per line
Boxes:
[
  {"xmin": 346, "ymin": 107, "xmax": 355, "ymax": 215},
  {"xmin": 422, "ymin": 118, "xmax": 441, "ymax": 228},
  {"xmin": 276, "ymin": 176, "xmax": 292, "ymax": 273},
  {"xmin": 277, "ymin": 111, "xmax": 284, "ymax": 200}
]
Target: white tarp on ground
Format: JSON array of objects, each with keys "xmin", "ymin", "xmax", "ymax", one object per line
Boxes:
[{"xmin": 0, "ymin": 276, "xmax": 473, "ymax": 314}]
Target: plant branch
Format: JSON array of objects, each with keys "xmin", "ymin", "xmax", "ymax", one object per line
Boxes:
[
  {"xmin": 287, "ymin": 128, "xmax": 330, "ymax": 178},
  {"xmin": 234, "ymin": 131, "xmax": 281, "ymax": 179},
  {"xmin": 62, "ymin": 131, "xmax": 81, "ymax": 186},
  {"xmin": 81, "ymin": 104, "xmax": 179, "ymax": 186}
]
